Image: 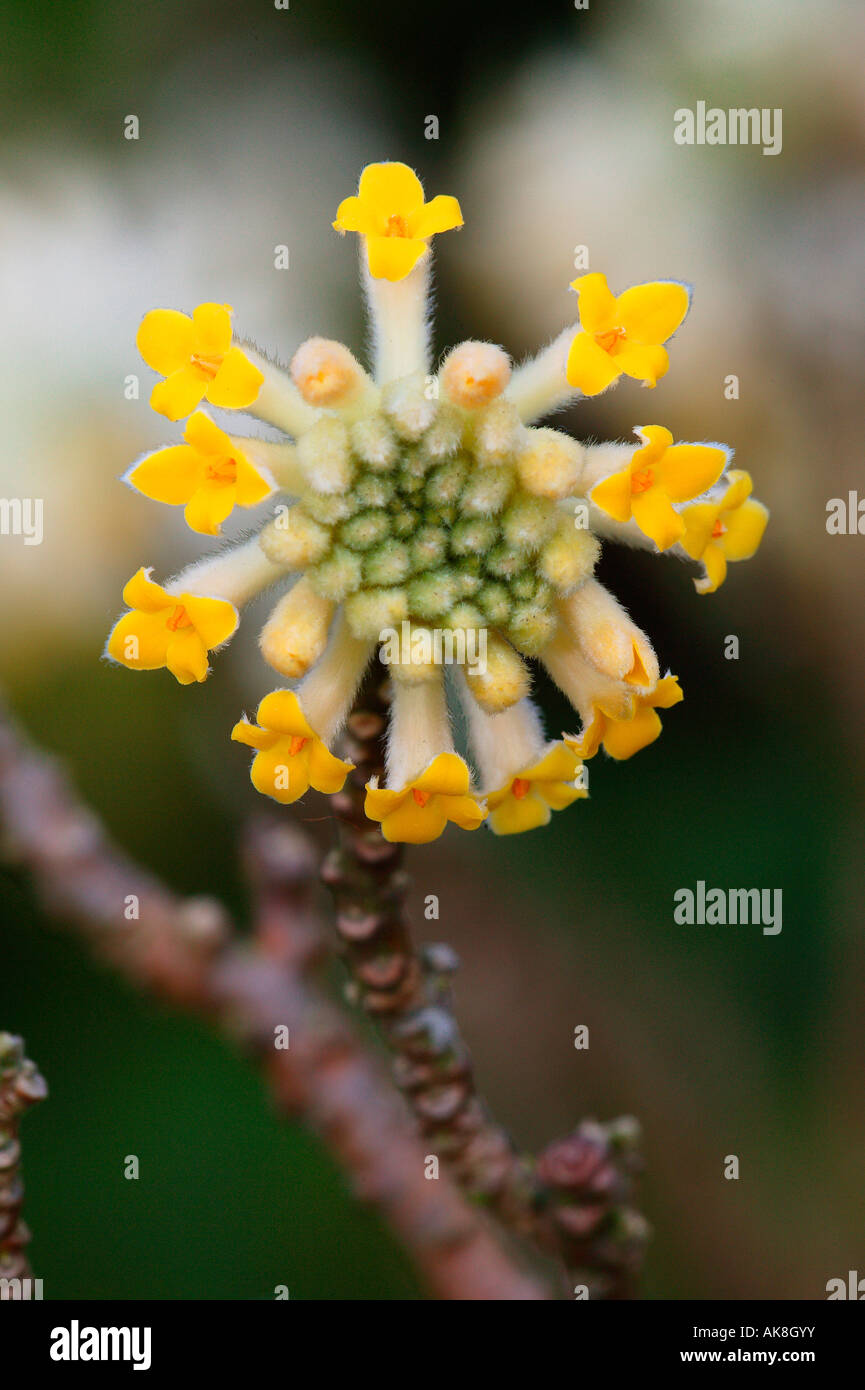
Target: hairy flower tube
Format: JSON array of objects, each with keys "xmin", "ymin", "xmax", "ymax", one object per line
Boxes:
[{"xmin": 105, "ymin": 160, "xmax": 768, "ymax": 843}]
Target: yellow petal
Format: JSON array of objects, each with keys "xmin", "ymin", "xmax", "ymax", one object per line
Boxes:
[
  {"xmin": 106, "ymin": 609, "xmax": 170, "ymax": 669},
  {"xmin": 122, "ymin": 567, "xmax": 170, "ymax": 612},
  {"xmin": 256, "ymin": 690, "xmax": 316, "ymax": 738},
  {"xmin": 250, "ymin": 743, "xmax": 311, "ymax": 805},
  {"xmin": 358, "ymin": 162, "xmax": 425, "ymax": 222},
  {"xmin": 379, "ymin": 796, "xmax": 450, "ymax": 844},
  {"xmin": 231, "ymin": 718, "xmax": 279, "ymax": 751},
  {"xmin": 570, "ymin": 273, "xmax": 617, "ymax": 334},
  {"xmin": 719, "ymin": 468, "xmax": 753, "ymax": 512},
  {"xmin": 413, "ymin": 752, "xmax": 472, "ymax": 797},
  {"xmin": 612, "ymin": 340, "xmax": 669, "ymax": 387},
  {"xmin": 720, "ymin": 498, "xmax": 768, "ymax": 561},
  {"xmin": 566, "ymin": 713, "xmax": 605, "ymax": 760},
  {"xmin": 408, "ymin": 195, "xmax": 463, "ymax": 239},
  {"xmin": 206, "ymin": 347, "xmax": 264, "ymax": 410},
  {"xmin": 446, "ymin": 794, "xmax": 487, "ymax": 832},
  {"xmin": 633, "ymin": 425, "xmax": 674, "ymax": 461},
  {"xmin": 541, "ymin": 781, "xmax": 586, "ymax": 811},
  {"xmin": 151, "ymin": 365, "xmax": 208, "ymax": 421},
  {"xmin": 524, "ymin": 742, "xmax": 581, "ymax": 784},
  {"xmin": 136, "ymin": 309, "xmax": 194, "ymax": 375},
  {"xmin": 234, "ymin": 455, "xmax": 274, "ymax": 508},
  {"xmin": 306, "ymin": 740, "xmax": 354, "ymax": 794},
  {"xmin": 565, "ymin": 331, "xmax": 621, "ymax": 396},
  {"xmin": 695, "ymin": 543, "xmax": 728, "ymax": 594},
  {"xmin": 184, "ymin": 410, "xmax": 231, "ymax": 455},
  {"xmin": 180, "ymin": 593, "xmax": 239, "ymax": 649},
  {"xmin": 183, "ymin": 482, "xmax": 235, "ymax": 536},
  {"xmin": 489, "ymin": 790, "xmax": 552, "ymax": 836},
  {"xmin": 191, "ymin": 302, "xmax": 232, "ymax": 359},
  {"xmin": 590, "ymin": 464, "xmax": 633, "ymax": 523},
  {"xmin": 127, "ymin": 446, "xmax": 202, "ymax": 505},
  {"xmin": 333, "ymin": 195, "xmax": 375, "ymax": 235},
  {"xmin": 655, "ymin": 443, "xmax": 727, "ymax": 502},
  {"xmin": 602, "ymin": 705, "xmax": 662, "ymax": 759},
  {"xmin": 364, "ymin": 783, "xmax": 406, "ymax": 821},
  {"xmin": 616, "ymin": 281, "xmax": 690, "ymax": 344},
  {"xmin": 165, "ymin": 628, "xmax": 210, "ymax": 684},
  {"xmin": 630, "ymin": 488, "xmax": 685, "ymax": 550},
  {"xmin": 679, "ymin": 501, "xmax": 721, "ymax": 559},
  {"xmin": 365, "ymin": 235, "xmax": 426, "ymax": 282},
  {"xmin": 649, "ymin": 674, "xmax": 683, "ymax": 710}
]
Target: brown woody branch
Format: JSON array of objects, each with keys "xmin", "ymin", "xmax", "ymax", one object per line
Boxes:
[
  {"xmin": 0, "ymin": 1033, "xmax": 47, "ymax": 1294},
  {"xmin": 0, "ymin": 699, "xmax": 547, "ymax": 1300},
  {"xmin": 324, "ymin": 664, "xmax": 648, "ymax": 1298}
]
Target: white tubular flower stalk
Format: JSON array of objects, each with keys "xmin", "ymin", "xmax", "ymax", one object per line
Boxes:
[
  {"xmin": 506, "ymin": 325, "xmax": 583, "ymax": 423},
  {"xmin": 169, "ymin": 536, "xmax": 287, "ymax": 606},
  {"xmin": 363, "ymin": 252, "xmax": 432, "ymax": 384},
  {"xmin": 541, "ymin": 627, "xmax": 635, "ymax": 728},
  {"xmin": 559, "ymin": 582, "xmax": 658, "ymax": 689},
  {"xmin": 385, "ymin": 673, "xmax": 454, "ymax": 788},
  {"xmin": 579, "ymin": 441, "xmax": 637, "ymax": 494},
  {"xmin": 259, "ymin": 578, "xmax": 334, "ymax": 679},
  {"xmin": 459, "ymin": 679, "xmax": 546, "ymax": 789},
  {"xmin": 240, "ymin": 346, "xmax": 322, "ymax": 437},
  {"xmin": 294, "ymin": 613, "xmax": 374, "ymax": 745}
]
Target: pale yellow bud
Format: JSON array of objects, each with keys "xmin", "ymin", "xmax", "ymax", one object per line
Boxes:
[
  {"xmin": 259, "ymin": 579, "xmax": 334, "ymax": 678},
  {"xmin": 465, "ymin": 631, "xmax": 530, "ymax": 712},
  {"xmin": 290, "ymin": 337, "xmax": 368, "ymax": 407},
  {"xmin": 539, "ymin": 526, "xmax": 600, "ymax": 593},
  {"xmin": 297, "ymin": 417, "xmax": 353, "ymax": 495},
  {"xmin": 259, "ymin": 508, "xmax": 330, "ymax": 568},
  {"xmin": 560, "ymin": 580, "xmax": 659, "ymax": 688},
  {"xmin": 517, "ymin": 428, "xmax": 584, "ymax": 499},
  {"xmin": 441, "ymin": 341, "xmax": 511, "ymax": 408}
]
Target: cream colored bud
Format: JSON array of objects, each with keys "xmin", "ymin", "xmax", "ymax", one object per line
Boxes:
[
  {"xmin": 517, "ymin": 429, "xmax": 584, "ymax": 500},
  {"xmin": 465, "ymin": 631, "xmax": 530, "ymax": 712},
  {"xmin": 297, "ymin": 417, "xmax": 353, "ymax": 495},
  {"xmin": 539, "ymin": 526, "xmax": 600, "ymax": 594},
  {"xmin": 259, "ymin": 579, "xmax": 334, "ymax": 678},
  {"xmin": 290, "ymin": 337, "xmax": 367, "ymax": 407},
  {"xmin": 472, "ymin": 399, "xmax": 525, "ymax": 467},
  {"xmin": 560, "ymin": 580, "xmax": 659, "ymax": 688},
  {"xmin": 259, "ymin": 508, "xmax": 331, "ymax": 568},
  {"xmin": 344, "ymin": 586, "xmax": 408, "ymax": 639},
  {"xmin": 441, "ymin": 342, "xmax": 511, "ymax": 408}
]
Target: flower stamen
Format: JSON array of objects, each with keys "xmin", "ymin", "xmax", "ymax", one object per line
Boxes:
[{"xmin": 166, "ymin": 603, "xmax": 193, "ymax": 631}]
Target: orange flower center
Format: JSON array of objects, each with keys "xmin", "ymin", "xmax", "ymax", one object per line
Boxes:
[
  {"xmin": 204, "ymin": 456, "xmax": 237, "ymax": 484},
  {"xmin": 412, "ymin": 787, "xmax": 431, "ymax": 807},
  {"xmin": 191, "ymin": 353, "xmax": 222, "ymax": 380},
  {"xmin": 512, "ymin": 777, "xmax": 531, "ymax": 801},
  {"xmin": 386, "ymin": 213, "xmax": 409, "ymax": 238},
  {"xmin": 595, "ymin": 326, "xmax": 625, "ymax": 353},
  {"xmin": 288, "ymin": 736, "xmax": 308, "ymax": 756},
  {"xmin": 166, "ymin": 603, "xmax": 192, "ymax": 632},
  {"xmin": 711, "ymin": 519, "xmax": 726, "ymax": 538},
  {"xmin": 631, "ymin": 466, "xmax": 655, "ymax": 495}
]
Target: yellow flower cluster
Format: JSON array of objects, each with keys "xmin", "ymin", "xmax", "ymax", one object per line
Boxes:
[{"xmin": 105, "ymin": 162, "xmax": 768, "ymax": 844}]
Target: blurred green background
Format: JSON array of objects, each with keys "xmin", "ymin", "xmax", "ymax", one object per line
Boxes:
[{"xmin": 1, "ymin": 0, "xmax": 863, "ymax": 1298}]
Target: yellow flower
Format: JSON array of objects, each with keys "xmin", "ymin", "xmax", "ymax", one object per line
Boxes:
[
  {"xmin": 567, "ymin": 675, "xmax": 683, "ymax": 761},
  {"xmin": 126, "ymin": 412, "xmax": 274, "ymax": 536},
  {"xmin": 106, "ymin": 568, "xmax": 238, "ymax": 684},
  {"xmin": 333, "ymin": 162, "xmax": 463, "ymax": 282},
  {"xmin": 231, "ymin": 691, "xmax": 354, "ymax": 804},
  {"xmin": 590, "ymin": 426, "xmax": 728, "ymax": 552},
  {"xmin": 136, "ymin": 302, "xmax": 264, "ymax": 421},
  {"xmin": 364, "ymin": 753, "xmax": 486, "ymax": 843},
  {"xmin": 566, "ymin": 273, "xmax": 690, "ymax": 396},
  {"xmin": 679, "ymin": 470, "xmax": 769, "ymax": 594},
  {"xmin": 485, "ymin": 742, "xmax": 586, "ymax": 835}
]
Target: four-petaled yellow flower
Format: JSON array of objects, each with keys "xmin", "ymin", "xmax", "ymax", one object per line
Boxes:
[
  {"xmin": 485, "ymin": 743, "xmax": 586, "ymax": 836},
  {"xmin": 126, "ymin": 411, "xmax": 274, "ymax": 536},
  {"xmin": 365, "ymin": 753, "xmax": 486, "ymax": 843},
  {"xmin": 136, "ymin": 302, "xmax": 264, "ymax": 421},
  {"xmin": 566, "ymin": 273, "xmax": 690, "ymax": 396},
  {"xmin": 679, "ymin": 470, "xmax": 769, "ymax": 594},
  {"xmin": 106, "ymin": 568, "xmax": 238, "ymax": 685},
  {"xmin": 591, "ymin": 426, "xmax": 728, "ymax": 552},
  {"xmin": 333, "ymin": 162, "xmax": 463, "ymax": 282},
  {"xmin": 567, "ymin": 675, "xmax": 684, "ymax": 761},
  {"xmin": 231, "ymin": 691, "xmax": 354, "ymax": 804}
]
